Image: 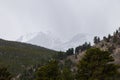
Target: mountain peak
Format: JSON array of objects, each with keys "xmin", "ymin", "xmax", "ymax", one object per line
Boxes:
[{"xmin": 17, "ymin": 32, "xmax": 89, "ymax": 51}]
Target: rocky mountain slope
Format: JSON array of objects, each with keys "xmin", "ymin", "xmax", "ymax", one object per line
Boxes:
[{"xmin": 65, "ymin": 28, "xmax": 120, "ymax": 65}]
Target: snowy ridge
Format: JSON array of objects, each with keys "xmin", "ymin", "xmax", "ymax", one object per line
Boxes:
[
  {"xmin": 20, "ymin": 32, "xmax": 38, "ymax": 42},
  {"xmin": 17, "ymin": 32, "xmax": 92, "ymax": 51},
  {"xmin": 17, "ymin": 32, "xmax": 63, "ymax": 50}
]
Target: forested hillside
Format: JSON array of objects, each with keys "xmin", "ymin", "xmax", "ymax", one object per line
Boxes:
[{"xmin": 0, "ymin": 39, "xmax": 57, "ymax": 75}]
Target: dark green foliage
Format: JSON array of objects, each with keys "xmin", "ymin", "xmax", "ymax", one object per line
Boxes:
[
  {"xmin": 55, "ymin": 51, "xmax": 66, "ymax": 60},
  {"xmin": 76, "ymin": 48, "xmax": 120, "ymax": 80},
  {"xmin": 82, "ymin": 42, "xmax": 91, "ymax": 51},
  {"xmin": 35, "ymin": 60, "xmax": 60, "ymax": 80},
  {"xmin": 94, "ymin": 36, "xmax": 97, "ymax": 44},
  {"xmin": 75, "ymin": 46, "xmax": 82, "ymax": 54},
  {"xmin": 64, "ymin": 59, "xmax": 73, "ymax": 69},
  {"xmin": 103, "ymin": 36, "xmax": 110, "ymax": 42},
  {"xmin": 116, "ymin": 30, "xmax": 119, "ymax": 35},
  {"xmin": 103, "ymin": 36, "xmax": 107, "ymax": 41},
  {"xmin": 110, "ymin": 28, "xmax": 120, "ymax": 44},
  {"xmin": 61, "ymin": 67, "xmax": 74, "ymax": 80},
  {"xmin": 94, "ymin": 36, "xmax": 100, "ymax": 44},
  {"xmin": 60, "ymin": 60, "xmax": 75, "ymax": 80},
  {"xmin": 102, "ymin": 28, "xmax": 120, "ymax": 44},
  {"xmin": 104, "ymin": 34, "xmax": 112, "ymax": 42},
  {"xmin": 108, "ymin": 34, "xmax": 111, "ymax": 40},
  {"xmin": 0, "ymin": 67, "xmax": 12, "ymax": 80},
  {"xmin": 75, "ymin": 42, "xmax": 91, "ymax": 54},
  {"xmin": 66, "ymin": 48, "xmax": 74, "ymax": 56},
  {"xmin": 35, "ymin": 59, "xmax": 75, "ymax": 80}
]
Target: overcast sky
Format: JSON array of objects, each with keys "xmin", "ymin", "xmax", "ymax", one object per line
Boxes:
[{"xmin": 0, "ymin": 0, "xmax": 120, "ymax": 41}]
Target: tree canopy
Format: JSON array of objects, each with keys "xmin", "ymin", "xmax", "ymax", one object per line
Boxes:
[
  {"xmin": 76, "ymin": 48, "xmax": 120, "ymax": 80},
  {"xmin": 35, "ymin": 60, "xmax": 60, "ymax": 80}
]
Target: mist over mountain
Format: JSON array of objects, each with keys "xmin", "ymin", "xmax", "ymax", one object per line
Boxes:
[
  {"xmin": 17, "ymin": 32, "xmax": 62, "ymax": 50},
  {"xmin": 17, "ymin": 32, "xmax": 93, "ymax": 51}
]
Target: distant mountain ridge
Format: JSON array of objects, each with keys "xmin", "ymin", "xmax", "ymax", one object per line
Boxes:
[
  {"xmin": 17, "ymin": 32, "xmax": 63, "ymax": 50},
  {"xmin": 17, "ymin": 32, "xmax": 92, "ymax": 51}
]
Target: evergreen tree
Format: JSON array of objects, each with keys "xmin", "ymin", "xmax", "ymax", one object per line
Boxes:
[
  {"xmin": 103, "ymin": 36, "xmax": 107, "ymax": 41},
  {"xmin": 107, "ymin": 34, "xmax": 112, "ymax": 42},
  {"xmin": 66, "ymin": 48, "xmax": 74, "ymax": 56},
  {"xmin": 116, "ymin": 30, "xmax": 119, "ymax": 34},
  {"xmin": 98, "ymin": 37, "xmax": 100, "ymax": 43},
  {"xmin": 94, "ymin": 36, "xmax": 98, "ymax": 44},
  {"xmin": 64, "ymin": 59, "xmax": 73, "ymax": 69},
  {"xmin": 108, "ymin": 34, "xmax": 111, "ymax": 40},
  {"xmin": 35, "ymin": 60, "xmax": 60, "ymax": 80},
  {"xmin": 94, "ymin": 36, "xmax": 100, "ymax": 44},
  {"xmin": 75, "ymin": 46, "xmax": 82, "ymax": 54},
  {"xmin": 61, "ymin": 67, "xmax": 74, "ymax": 80},
  {"xmin": 75, "ymin": 42, "xmax": 91, "ymax": 55},
  {"xmin": 76, "ymin": 48, "xmax": 120, "ymax": 80}
]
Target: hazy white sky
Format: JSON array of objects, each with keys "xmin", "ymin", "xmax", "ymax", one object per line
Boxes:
[{"xmin": 0, "ymin": 0, "xmax": 120, "ymax": 40}]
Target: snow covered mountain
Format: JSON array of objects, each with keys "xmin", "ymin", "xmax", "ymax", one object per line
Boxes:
[
  {"xmin": 17, "ymin": 32, "xmax": 63, "ymax": 50},
  {"xmin": 17, "ymin": 32, "xmax": 91, "ymax": 51}
]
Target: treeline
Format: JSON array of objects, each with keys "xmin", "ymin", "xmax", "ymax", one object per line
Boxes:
[
  {"xmin": 93, "ymin": 27, "xmax": 120, "ymax": 45},
  {"xmin": 55, "ymin": 42, "xmax": 91, "ymax": 60}
]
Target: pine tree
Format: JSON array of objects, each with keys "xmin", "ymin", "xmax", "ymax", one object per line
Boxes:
[
  {"xmin": 94, "ymin": 36, "xmax": 98, "ymax": 44},
  {"xmin": 76, "ymin": 48, "xmax": 120, "ymax": 80},
  {"xmin": 35, "ymin": 60, "xmax": 60, "ymax": 80},
  {"xmin": 61, "ymin": 67, "xmax": 74, "ymax": 80},
  {"xmin": 94, "ymin": 36, "xmax": 100, "ymax": 44},
  {"xmin": 66, "ymin": 48, "xmax": 74, "ymax": 55}
]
